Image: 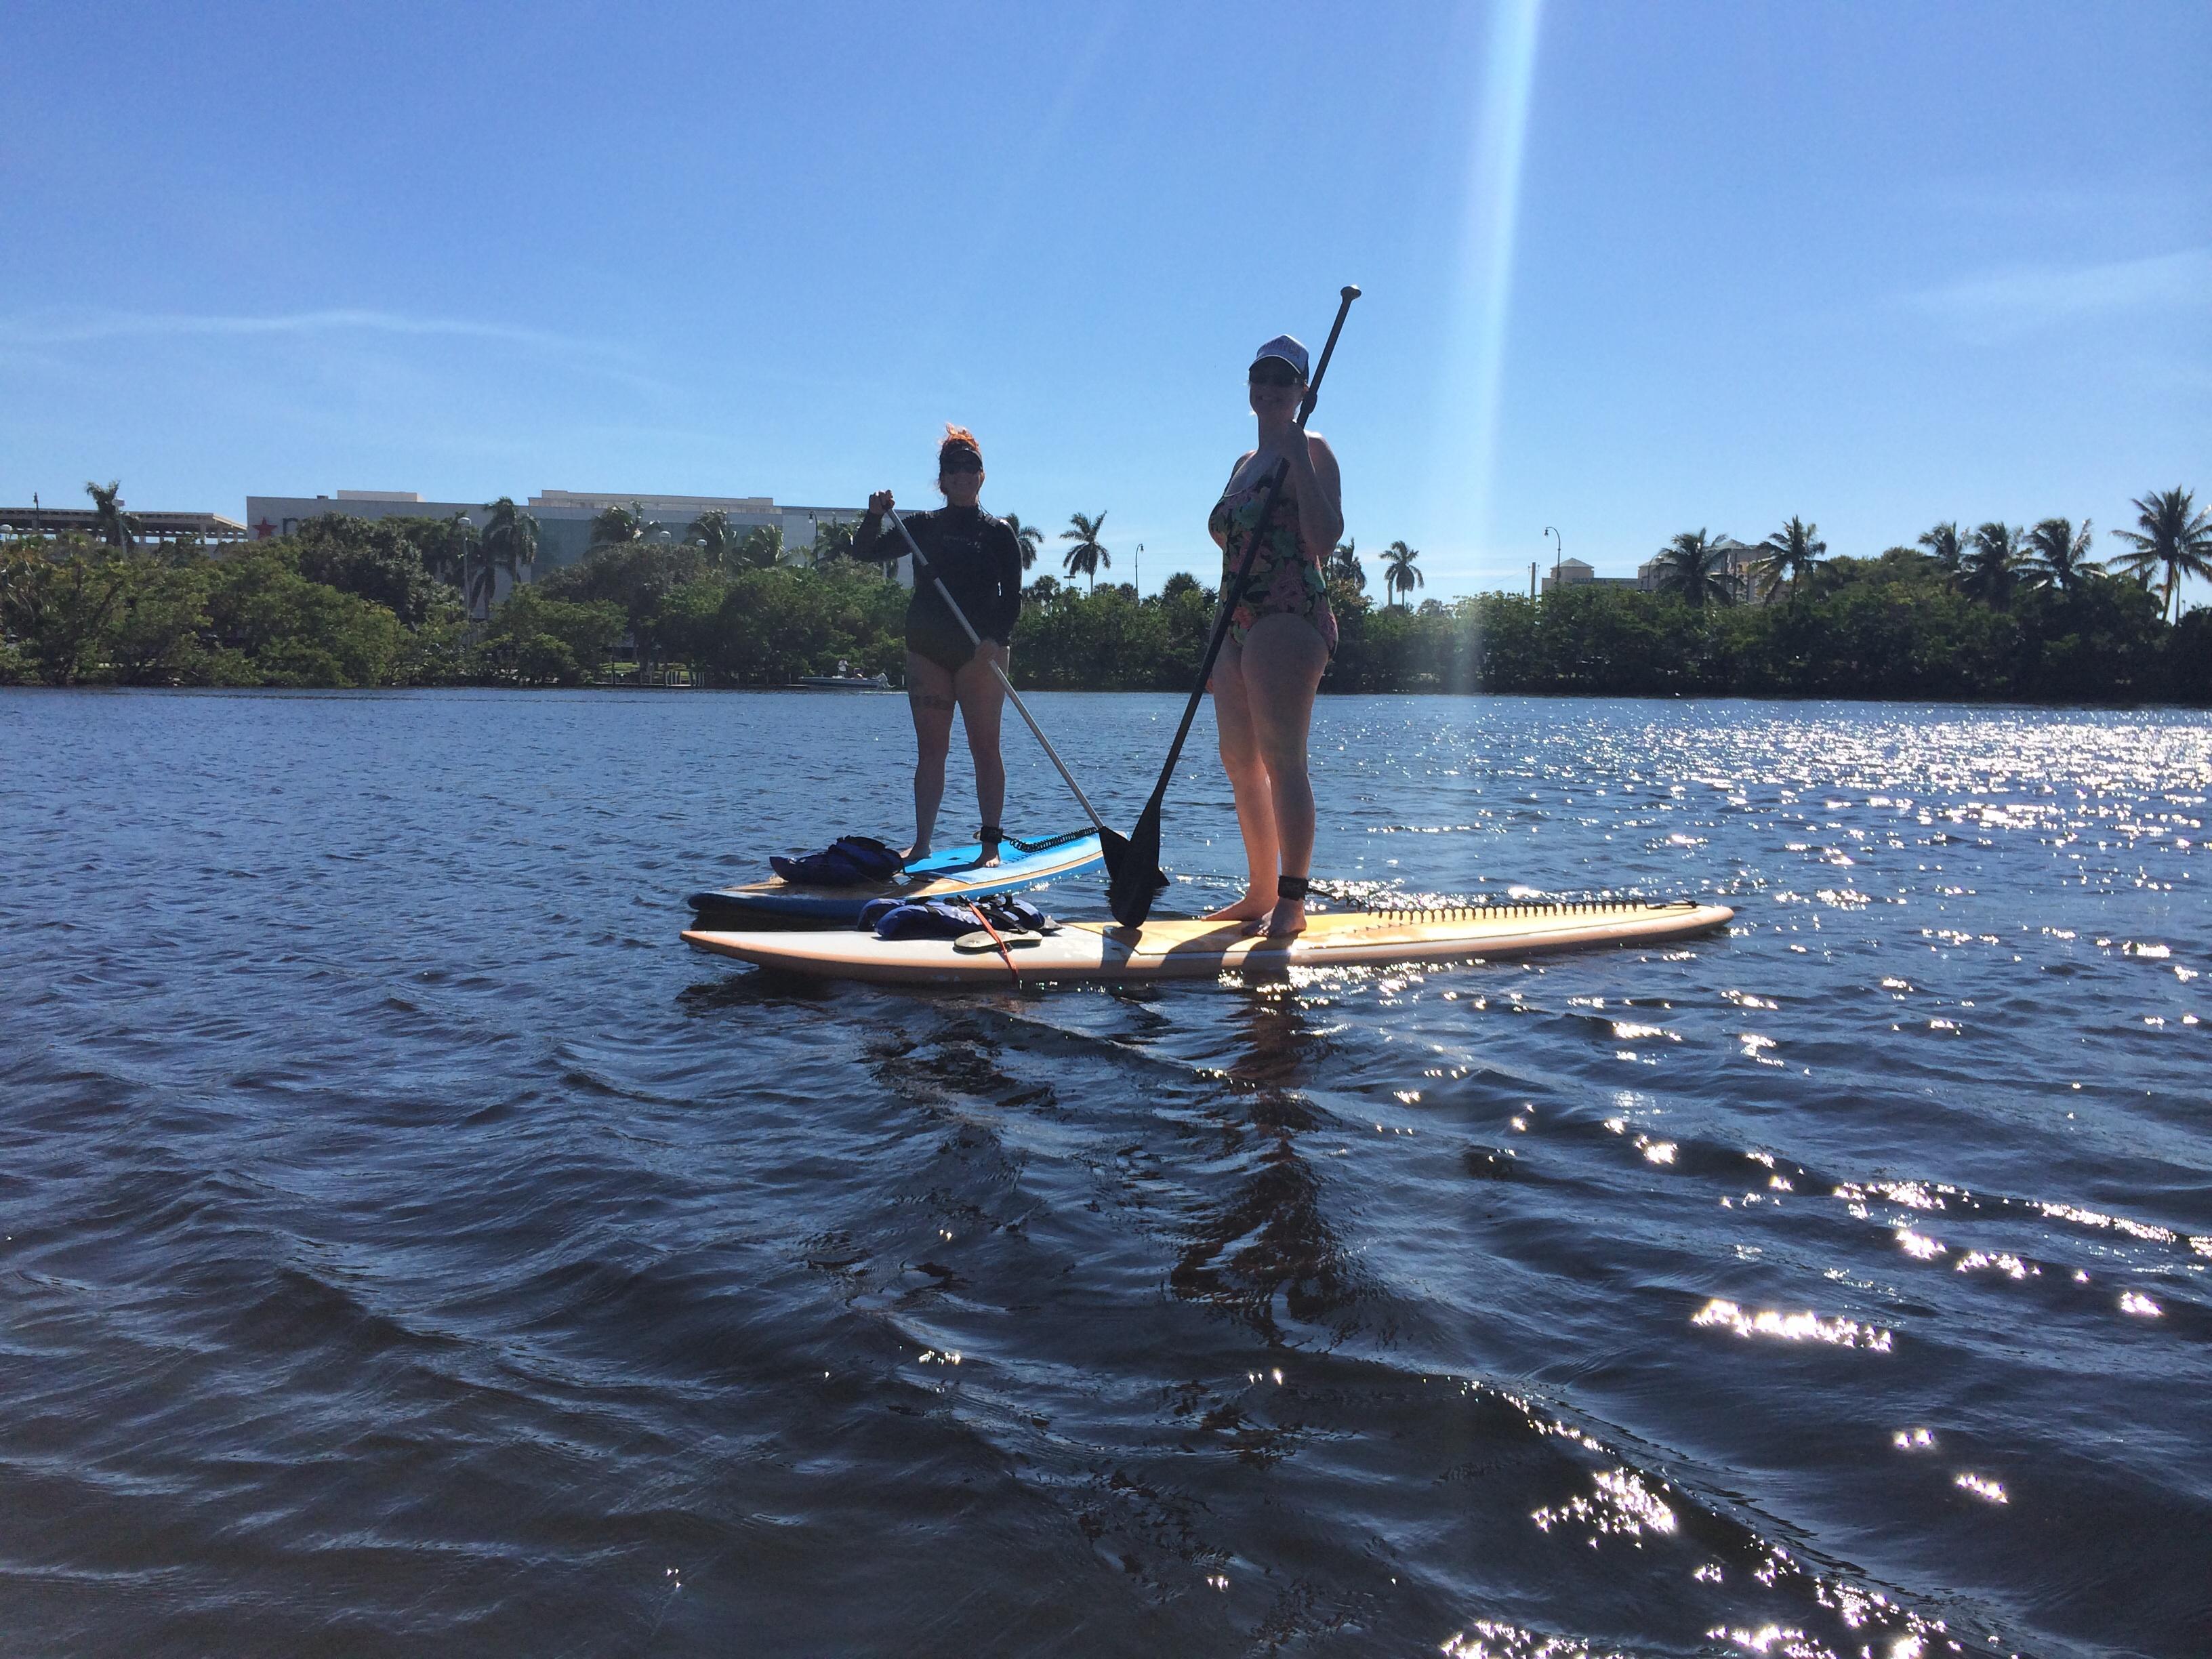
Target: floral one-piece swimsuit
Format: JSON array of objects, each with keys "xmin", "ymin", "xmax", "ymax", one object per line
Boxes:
[{"xmin": 1210, "ymin": 464, "xmax": 1338, "ymax": 657}]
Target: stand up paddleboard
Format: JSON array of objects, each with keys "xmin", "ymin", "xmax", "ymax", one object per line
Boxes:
[
  {"xmin": 684, "ymin": 898, "xmax": 1734, "ymax": 985},
  {"xmin": 688, "ymin": 830, "xmax": 1105, "ymax": 926}
]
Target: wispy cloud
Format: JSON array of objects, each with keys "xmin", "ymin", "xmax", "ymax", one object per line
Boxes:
[
  {"xmin": 1906, "ymin": 247, "xmax": 2212, "ymax": 342},
  {"xmin": 0, "ymin": 306, "xmax": 682, "ymax": 407},
  {"xmin": 0, "ymin": 306, "xmax": 608, "ymax": 354}
]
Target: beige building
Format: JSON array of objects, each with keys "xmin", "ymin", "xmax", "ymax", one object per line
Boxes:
[
  {"xmin": 1543, "ymin": 537, "xmax": 1774, "ymax": 602},
  {"xmin": 1540, "ymin": 556, "xmax": 1639, "ymax": 596},
  {"xmin": 1660, "ymin": 537, "xmax": 1774, "ymax": 605}
]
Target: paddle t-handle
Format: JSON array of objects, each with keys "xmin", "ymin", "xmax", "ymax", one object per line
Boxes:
[
  {"xmin": 1301, "ymin": 286, "xmax": 1360, "ymax": 424},
  {"xmin": 1103, "ymin": 284, "xmax": 1361, "ymax": 928}
]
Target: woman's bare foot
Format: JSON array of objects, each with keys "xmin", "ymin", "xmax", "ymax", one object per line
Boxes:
[
  {"xmin": 1204, "ymin": 891, "xmax": 1273, "ymax": 923},
  {"xmin": 1250, "ymin": 898, "xmax": 1307, "ymax": 939},
  {"xmin": 903, "ymin": 843, "xmax": 931, "ymax": 863}
]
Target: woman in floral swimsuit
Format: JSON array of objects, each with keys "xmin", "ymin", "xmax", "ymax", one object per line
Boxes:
[{"xmin": 1206, "ymin": 333, "xmax": 1344, "ymax": 937}]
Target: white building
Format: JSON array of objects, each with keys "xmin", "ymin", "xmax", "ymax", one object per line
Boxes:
[
  {"xmin": 1, "ymin": 506, "xmax": 246, "ymax": 544},
  {"xmin": 520, "ymin": 491, "xmax": 874, "ymax": 572},
  {"xmin": 243, "ymin": 489, "xmax": 888, "ymax": 590}
]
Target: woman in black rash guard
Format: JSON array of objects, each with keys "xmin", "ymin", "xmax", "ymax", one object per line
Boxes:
[{"xmin": 850, "ymin": 424, "xmax": 1024, "ymax": 860}]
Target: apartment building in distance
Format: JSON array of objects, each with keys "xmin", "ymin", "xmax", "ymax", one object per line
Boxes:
[
  {"xmin": 243, "ymin": 489, "xmax": 881, "ymax": 574},
  {"xmin": 1540, "ymin": 536, "xmax": 1771, "ymax": 602},
  {"xmin": 1, "ymin": 505, "xmax": 247, "ymax": 544},
  {"xmin": 1538, "ymin": 557, "xmax": 1639, "ymax": 596}
]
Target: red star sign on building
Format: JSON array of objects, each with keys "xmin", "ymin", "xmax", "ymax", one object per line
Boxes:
[{"xmin": 253, "ymin": 518, "xmax": 276, "ymax": 539}]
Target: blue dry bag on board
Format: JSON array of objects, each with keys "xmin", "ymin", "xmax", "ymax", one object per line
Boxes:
[
  {"xmin": 862, "ymin": 895, "xmax": 1057, "ymax": 941},
  {"xmin": 769, "ymin": 834, "xmax": 905, "ymax": 887}
]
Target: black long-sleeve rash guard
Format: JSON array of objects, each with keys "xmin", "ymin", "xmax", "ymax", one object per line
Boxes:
[{"xmin": 851, "ymin": 505, "xmax": 1024, "ymax": 645}]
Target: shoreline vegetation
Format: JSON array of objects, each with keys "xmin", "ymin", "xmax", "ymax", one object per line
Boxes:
[{"xmin": 3, "ymin": 489, "xmax": 2208, "ymax": 705}]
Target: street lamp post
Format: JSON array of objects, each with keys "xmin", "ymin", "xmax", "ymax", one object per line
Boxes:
[
  {"xmin": 1543, "ymin": 526, "xmax": 1562, "ymax": 595},
  {"xmin": 1134, "ymin": 543, "xmax": 1143, "ymax": 597}
]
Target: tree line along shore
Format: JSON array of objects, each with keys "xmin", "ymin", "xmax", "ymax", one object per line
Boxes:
[{"xmin": 3, "ymin": 486, "xmax": 2208, "ymax": 705}]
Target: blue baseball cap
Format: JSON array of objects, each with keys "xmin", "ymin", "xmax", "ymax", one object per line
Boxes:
[{"xmin": 1250, "ymin": 334, "xmax": 1309, "ymax": 380}]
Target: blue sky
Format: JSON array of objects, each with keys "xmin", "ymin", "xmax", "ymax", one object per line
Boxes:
[{"xmin": 5, "ymin": 0, "xmax": 2207, "ymax": 599}]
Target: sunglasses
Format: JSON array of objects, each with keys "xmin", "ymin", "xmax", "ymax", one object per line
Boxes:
[
  {"xmin": 939, "ymin": 453, "xmax": 982, "ymax": 474},
  {"xmin": 1248, "ymin": 361, "xmax": 1300, "ymax": 388}
]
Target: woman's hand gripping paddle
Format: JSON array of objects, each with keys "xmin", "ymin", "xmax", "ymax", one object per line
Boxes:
[
  {"xmin": 1104, "ymin": 284, "xmax": 1361, "ymax": 928},
  {"xmin": 880, "ymin": 508, "xmax": 1132, "ymax": 874}
]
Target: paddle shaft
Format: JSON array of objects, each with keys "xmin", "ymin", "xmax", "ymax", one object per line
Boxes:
[
  {"xmin": 1135, "ymin": 287, "xmax": 1360, "ymax": 824},
  {"xmin": 880, "ymin": 505, "xmax": 1111, "ymax": 838}
]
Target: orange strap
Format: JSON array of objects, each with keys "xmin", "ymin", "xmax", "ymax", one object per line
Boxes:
[{"xmin": 967, "ymin": 903, "xmax": 1021, "ymax": 983}]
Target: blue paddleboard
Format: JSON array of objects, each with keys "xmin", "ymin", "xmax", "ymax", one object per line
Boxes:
[{"xmin": 687, "ymin": 830, "xmax": 1105, "ymax": 925}]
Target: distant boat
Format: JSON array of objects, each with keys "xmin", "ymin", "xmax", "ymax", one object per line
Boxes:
[{"xmin": 795, "ymin": 660, "xmax": 893, "ymax": 691}]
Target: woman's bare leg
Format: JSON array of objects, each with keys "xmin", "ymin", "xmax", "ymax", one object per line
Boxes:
[
  {"xmin": 1232, "ymin": 611, "xmax": 1328, "ymax": 936},
  {"xmin": 952, "ymin": 642, "xmax": 1008, "ymax": 860},
  {"xmin": 1204, "ymin": 638, "xmax": 1281, "ymax": 922},
  {"xmin": 905, "ymin": 651, "xmax": 956, "ymax": 858}
]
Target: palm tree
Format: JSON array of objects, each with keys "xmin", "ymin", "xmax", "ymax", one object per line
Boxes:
[
  {"xmin": 482, "ymin": 498, "xmax": 538, "ymax": 593},
  {"xmin": 589, "ymin": 502, "xmax": 662, "ymax": 549},
  {"xmin": 1917, "ymin": 521, "xmax": 1967, "ymax": 577},
  {"xmin": 1648, "ymin": 529, "xmax": 1734, "ymax": 607},
  {"xmin": 2024, "ymin": 517, "xmax": 2102, "ymax": 596},
  {"xmin": 684, "ymin": 509, "xmax": 737, "ymax": 570},
  {"xmin": 2110, "ymin": 487, "xmax": 2212, "ymax": 621},
  {"xmin": 1061, "ymin": 510, "xmax": 1111, "ymax": 593},
  {"xmin": 1000, "ymin": 512, "xmax": 1046, "ymax": 572},
  {"xmin": 588, "ymin": 504, "xmax": 636, "ymax": 548},
  {"xmin": 1754, "ymin": 516, "xmax": 1826, "ymax": 602},
  {"xmin": 83, "ymin": 480, "xmax": 138, "ymax": 550},
  {"xmin": 739, "ymin": 524, "xmax": 788, "ymax": 569},
  {"xmin": 1329, "ymin": 537, "xmax": 1366, "ymax": 592},
  {"xmin": 1381, "ymin": 540, "xmax": 1423, "ymax": 609},
  {"xmin": 1961, "ymin": 522, "xmax": 2026, "ymax": 606}
]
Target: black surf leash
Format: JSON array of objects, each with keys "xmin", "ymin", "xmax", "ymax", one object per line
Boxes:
[{"xmin": 1104, "ymin": 283, "xmax": 1361, "ymax": 928}]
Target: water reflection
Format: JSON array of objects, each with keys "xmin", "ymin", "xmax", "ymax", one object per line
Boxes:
[
  {"xmin": 674, "ymin": 968, "xmax": 838, "ymax": 1012},
  {"xmin": 1169, "ymin": 991, "xmax": 1358, "ymax": 1342}
]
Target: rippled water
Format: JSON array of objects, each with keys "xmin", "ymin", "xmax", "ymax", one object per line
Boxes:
[{"xmin": 3, "ymin": 689, "xmax": 2207, "ymax": 1658}]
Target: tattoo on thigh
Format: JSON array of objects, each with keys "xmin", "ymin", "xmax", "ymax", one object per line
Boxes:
[{"xmin": 909, "ymin": 691, "xmax": 955, "ymax": 711}]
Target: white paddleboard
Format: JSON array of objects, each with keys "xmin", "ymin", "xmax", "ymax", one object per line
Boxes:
[{"xmin": 682, "ymin": 899, "xmax": 1735, "ymax": 985}]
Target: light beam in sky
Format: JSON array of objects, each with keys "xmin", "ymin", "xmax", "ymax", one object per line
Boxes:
[{"xmin": 1429, "ymin": 0, "xmax": 1544, "ymax": 585}]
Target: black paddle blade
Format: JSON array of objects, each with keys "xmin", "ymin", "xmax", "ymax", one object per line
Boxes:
[{"xmin": 1104, "ymin": 801, "xmax": 1169, "ymax": 927}]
